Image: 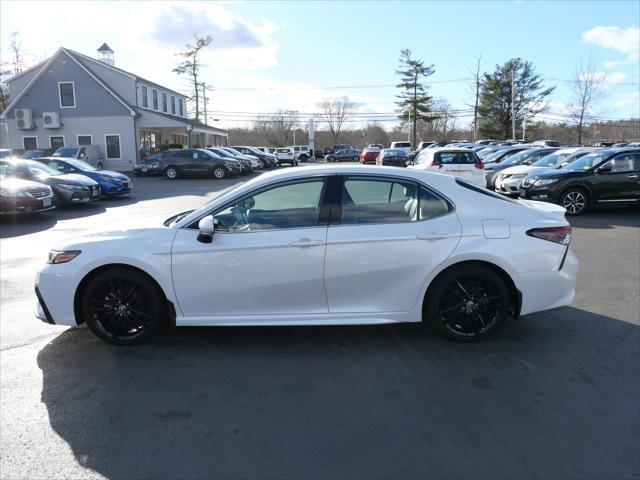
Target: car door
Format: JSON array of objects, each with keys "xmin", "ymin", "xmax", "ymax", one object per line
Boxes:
[
  {"xmin": 592, "ymin": 152, "xmax": 640, "ymax": 201},
  {"xmin": 171, "ymin": 176, "xmax": 331, "ymax": 318},
  {"xmin": 324, "ymin": 175, "xmax": 461, "ymax": 313}
]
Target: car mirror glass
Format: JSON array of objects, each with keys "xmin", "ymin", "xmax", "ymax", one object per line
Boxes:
[{"xmin": 197, "ymin": 216, "xmax": 214, "ymax": 243}]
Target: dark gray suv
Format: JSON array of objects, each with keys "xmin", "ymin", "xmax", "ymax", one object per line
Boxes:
[{"xmin": 159, "ymin": 149, "xmax": 241, "ymax": 179}]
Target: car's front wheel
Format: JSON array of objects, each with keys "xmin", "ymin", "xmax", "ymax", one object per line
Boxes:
[
  {"xmin": 424, "ymin": 264, "xmax": 510, "ymax": 342},
  {"xmin": 165, "ymin": 166, "xmax": 179, "ymax": 179},
  {"xmin": 213, "ymin": 166, "xmax": 227, "ymax": 179},
  {"xmin": 81, "ymin": 267, "xmax": 165, "ymax": 345},
  {"xmin": 560, "ymin": 188, "xmax": 589, "ymax": 215},
  {"xmin": 328, "ymin": 156, "xmax": 335, "ymax": 162}
]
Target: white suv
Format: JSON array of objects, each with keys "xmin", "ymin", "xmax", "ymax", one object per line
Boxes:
[
  {"xmin": 409, "ymin": 148, "xmax": 487, "ymax": 187},
  {"xmin": 390, "ymin": 141, "xmax": 412, "ymax": 154},
  {"xmin": 275, "ymin": 146, "xmax": 311, "ymax": 166}
]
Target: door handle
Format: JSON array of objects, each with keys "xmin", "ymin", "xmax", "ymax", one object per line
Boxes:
[
  {"xmin": 627, "ymin": 174, "xmax": 638, "ymax": 180},
  {"xmin": 288, "ymin": 238, "xmax": 324, "ymax": 247},
  {"xmin": 416, "ymin": 232, "xmax": 449, "ymax": 241}
]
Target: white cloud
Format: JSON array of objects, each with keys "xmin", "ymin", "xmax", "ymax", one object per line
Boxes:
[
  {"xmin": 580, "ymin": 71, "xmax": 627, "ymax": 85},
  {"xmin": 614, "ymin": 91, "xmax": 640, "ymax": 109},
  {"xmin": 581, "ymin": 26, "xmax": 640, "ymax": 66}
]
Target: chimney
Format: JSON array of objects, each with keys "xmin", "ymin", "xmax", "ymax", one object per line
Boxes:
[{"xmin": 97, "ymin": 43, "xmax": 114, "ymax": 66}]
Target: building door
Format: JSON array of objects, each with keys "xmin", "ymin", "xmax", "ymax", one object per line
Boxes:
[{"xmin": 23, "ymin": 137, "xmax": 37, "ymax": 150}]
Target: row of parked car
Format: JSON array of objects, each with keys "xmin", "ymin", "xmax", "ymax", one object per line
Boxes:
[{"xmin": 0, "ymin": 147, "xmax": 132, "ymax": 215}]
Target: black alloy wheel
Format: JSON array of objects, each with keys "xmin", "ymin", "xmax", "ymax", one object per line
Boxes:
[
  {"xmin": 561, "ymin": 188, "xmax": 588, "ymax": 215},
  {"xmin": 425, "ymin": 265, "xmax": 510, "ymax": 342},
  {"xmin": 82, "ymin": 268, "xmax": 164, "ymax": 345}
]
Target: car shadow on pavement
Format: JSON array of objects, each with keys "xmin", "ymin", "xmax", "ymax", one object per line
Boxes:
[
  {"xmin": 568, "ymin": 207, "xmax": 640, "ymax": 229},
  {"xmin": 37, "ymin": 307, "xmax": 639, "ymax": 480}
]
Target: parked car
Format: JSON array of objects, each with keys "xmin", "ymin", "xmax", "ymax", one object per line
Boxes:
[
  {"xmin": 323, "ymin": 144, "xmax": 353, "ymax": 156},
  {"xmin": 485, "ymin": 147, "xmax": 559, "ymax": 190},
  {"xmin": 326, "ymin": 148, "xmax": 361, "ymax": 162},
  {"xmin": 407, "ymin": 141, "xmax": 436, "ymax": 162},
  {"xmin": 531, "ymin": 140, "xmax": 561, "ymax": 147},
  {"xmin": 376, "ymin": 148, "xmax": 408, "ymax": 167},
  {"xmin": 368, "ymin": 144, "xmax": 385, "ymax": 150},
  {"xmin": 0, "ymin": 149, "xmax": 12, "ymax": 159},
  {"xmin": 21, "ymin": 149, "xmax": 50, "ymax": 159},
  {"xmin": 0, "ymin": 174, "xmax": 56, "ymax": 214},
  {"xmin": 35, "ymin": 157, "xmax": 132, "ymax": 197},
  {"xmin": 360, "ymin": 146, "xmax": 382, "ymax": 164},
  {"xmin": 389, "ymin": 141, "xmax": 412, "ymax": 154},
  {"xmin": 494, "ymin": 148, "xmax": 589, "ymax": 196},
  {"xmin": 34, "ymin": 165, "xmax": 579, "ymax": 345},
  {"xmin": 592, "ymin": 142, "xmax": 615, "ymax": 147},
  {"xmin": 275, "ymin": 146, "xmax": 310, "ymax": 165},
  {"xmin": 159, "ymin": 148, "xmax": 241, "ymax": 179},
  {"xmin": 218, "ymin": 147, "xmax": 262, "ymax": 169},
  {"xmin": 52, "ymin": 145, "xmax": 106, "ymax": 170},
  {"xmin": 0, "ymin": 158, "xmax": 101, "ymax": 205},
  {"xmin": 134, "ymin": 153, "xmax": 162, "ymax": 176},
  {"xmin": 409, "ymin": 148, "xmax": 485, "ymax": 187},
  {"xmin": 230, "ymin": 146, "xmax": 278, "ymax": 167},
  {"xmin": 209, "ymin": 147, "xmax": 257, "ymax": 171},
  {"xmin": 519, "ymin": 148, "xmax": 640, "ymax": 215}
]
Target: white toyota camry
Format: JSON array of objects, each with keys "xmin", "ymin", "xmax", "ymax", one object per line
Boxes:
[{"xmin": 35, "ymin": 165, "xmax": 578, "ymax": 345}]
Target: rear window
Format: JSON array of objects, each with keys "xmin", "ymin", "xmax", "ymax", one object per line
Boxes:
[
  {"xmin": 435, "ymin": 151, "xmax": 478, "ymax": 164},
  {"xmin": 455, "ymin": 178, "xmax": 519, "ymax": 204},
  {"xmin": 392, "ymin": 142, "xmax": 411, "ymax": 148}
]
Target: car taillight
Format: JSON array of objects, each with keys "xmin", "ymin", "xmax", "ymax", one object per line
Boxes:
[
  {"xmin": 526, "ymin": 226, "xmax": 572, "ymax": 245},
  {"xmin": 474, "ymin": 161, "xmax": 484, "ymax": 169}
]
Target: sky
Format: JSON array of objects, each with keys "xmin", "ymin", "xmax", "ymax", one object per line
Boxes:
[{"xmin": 1, "ymin": 0, "xmax": 639, "ymax": 130}]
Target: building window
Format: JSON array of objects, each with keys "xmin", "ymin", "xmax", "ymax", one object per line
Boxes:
[
  {"xmin": 58, "ymin": 82, "xmax": 75, "ymax": 108},
  {"xmin": 77, "ymin": 135, "xmax": 92, "ymax": 145},
  {"xmin": 139, "ymin": 130, "xmax": 162, "ymax": 150},
  {"xmin": 152, "ymin": 89, "xmax": 158, "ymax": 110},
  {"xmin": 178, "ymin": 98, "xmax": 184, "ymax": 116},
  {"xmin": 162, "ymin": 92, "xmax": 167, "ymax": 112},
  {"xmin": 23, "ymin": 137, "xmax": 37, "ymax": 150},
  {"xmin": 170, "ymin": 96, "xmax": 176, "ymax": 114},
  {"xmin": 105, "ymin": 135, "xmax": 121, "ymax": 159},
  {"xmin": 50, "ymin": 136, "xmax": 64, "ymax": 151},
  {"xmin": 141, "ymin": 85, "xmax": 148, "ymax": 108}
]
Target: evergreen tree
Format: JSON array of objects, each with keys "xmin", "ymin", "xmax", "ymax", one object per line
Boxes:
[
  {"xmin": 479, "ymin": 58, "xmax": 554, "ymax": 140},
  {"xmin": 395, "ymin": 49, "xmax": 435, "ymax": 147}
]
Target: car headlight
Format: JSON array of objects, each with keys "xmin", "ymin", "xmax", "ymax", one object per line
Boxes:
[
  {"xmin": 57, "ymin": 183, "xmax": 85, "ymax": 191},
  {"xmin": 47, "ymin": 250, "xmax": 81, "ymax": 264},
  {"xmin": 512, "ymin": 173, "xmax": 527, "ymax": 179},
  {"xmin": 0, "ymin": 188, "xmax": 29, "ymax": 197},
  {"xmin": 533, "ymin": 178, "xmax": 559, "ymax": 186},
  {"xmin": 97, "ymin": 174, "xmax": 115, "ymax": 182}
]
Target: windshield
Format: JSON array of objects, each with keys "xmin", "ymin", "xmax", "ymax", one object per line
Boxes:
[
  {"xmin": 385, "ymin": 149, "xmax": 406, "ymax": 156},
  {"xmin": 212, "ymin": 149, "xmax": 232, "ymax": 158},
  {"xmin": 246, "ymin": 147, "xmax": 265, "ymax": 155},
  {"xmin": 53, "ymin": 147, "xmax": 78, "ymax": 158},
  {"xmin": 67, "ymin": 159, "xmax": 97, "ymax": 171},
  {"xmin": 563, "ymin": 151, "xmax": 611, "ymax": 170},
  {"xmin": 22, "ymin": 161, "xmax": 58, "ymax": 177},
  {"xmin": 531, "ymin": 152, "xmax": 573, "ymax": 168},
  {"xmin": 392, "ymin": 143, "xmax": 411, "ymax": 148}
]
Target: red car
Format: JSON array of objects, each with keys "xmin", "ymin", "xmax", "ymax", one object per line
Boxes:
[{"xmin": 360, "ymin": 147, "xmax": 381, "ymax": 164}]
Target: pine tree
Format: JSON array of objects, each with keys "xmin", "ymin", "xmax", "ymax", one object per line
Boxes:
[
  {"xmin": 173, "ymin": 35, "xmax": 212, "ymax": 123},
  {"xmin": 395, "ymin": 49, "xmax": 435, "ymax": 147}
]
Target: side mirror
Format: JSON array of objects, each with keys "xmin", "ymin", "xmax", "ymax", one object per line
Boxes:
[
  {"xmin": 596, "ymin": 163, "xmax": 612, "ymax": 174},
  {"xmin": 197, "ymin": 216, "xmax": 214, "ymax": 243}
]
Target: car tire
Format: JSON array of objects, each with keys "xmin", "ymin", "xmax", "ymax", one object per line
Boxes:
[
  {"xmin": 81, "ymin": 267, "xmax": 165, "ymax": 345},
  {"xmin": 213, "ymin": 166, "xmax": 227, "ymax": 179},
  {"xmin": 165, "ymin": 166, "xmax": 179, "ymax": 179},
  {"xmin": 328, "ymin": 156, "xmax": 335, "ymax": 162},
  {"xmin": 424, "ymin": 264, "xmax": 510, "ymax": 342},
  {"xmin": 353, "ymin": 156, "xmax": 359, "ymax": 162},
  {"xmin": 560, "ymin": 188, "xmax": 589, "ymax": 215}
]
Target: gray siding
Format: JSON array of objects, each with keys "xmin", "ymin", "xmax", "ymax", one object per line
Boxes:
[
  {"xmin": 7, "ymin": 115, "xmax": 136, "ymax": 171},
  {"xmin": 74, "ymin": 55, "xmax": 138, "ymax": 105},
  {"xmin": 7, "ymin": 51, "xmax": 131, "ymax": 119},
  {"xmin": 7, "ymin": 65, "xmax": 42, "ymax": 100}
]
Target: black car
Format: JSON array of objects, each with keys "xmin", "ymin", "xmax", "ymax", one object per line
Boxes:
[
  {"xmin": 230, "ymin": 146, "xmax": 278, "ymax": 167},
  {"xmin": 158, "ymin": 148, "xmax": 241, "ymax": 179},
  {"xmin": 0, "ymin": 159, "xmax": 101, "ymax": 205},
  {"xmin": 207, "ymin": 147, "xmax": 253, "ymax": 173},
  {"xmin": 134, "ymin": 153, "xmax": 162, "ymax": 176},
  {"xmin": 376, "ymin": 148, "xmax": 408, "ymax": 167},
  {"xmin": 519, "ymin": 148, "xmax": 640, "ymax": 215},
  {"xmin": 0, "ymin": 175, "xmax": 56, "ymax": 214},
  {"xmin": 485, "ymin": 147, "xmax": 559, "ymax": 189}
]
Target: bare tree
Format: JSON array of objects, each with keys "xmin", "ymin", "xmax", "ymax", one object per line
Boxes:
[
  {"xmin": 317, "ymin": 97, "xmax": 355, "ymax": 144},
  {"xmin": 465, "ymin": 54, "xmax": 483, "ymax": 141},
  {"xmin": 429, "ymin": 98, "xmax": 456, "ymax": 140},
  {"xmin": 569, "ymin": 58, "xmax": 605, "ymax": 145},
  {"xmin": 10, "ymin": 32, "xmax": 23, "ymax": 75},
  {"xmin": 0, "ymin": 60, "xmax": 12, "ymax": 111},
  {"xmin": 173, "ymin": 35, "xmax": 212, "ymax": 123},
  {"xmin": 254, "ymin": 110, "xmax": 299, "ymax": 147}
]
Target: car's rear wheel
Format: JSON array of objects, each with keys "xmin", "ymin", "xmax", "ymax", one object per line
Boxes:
[
  {"xmin": 328, "ymin": 156, "xmax": 335, "ymax": 162},
  {"xmin": 97, "ymin": 162, "xmax": 104, "ymax": 170},
  {"xmin": 424, "ymin": 265, "xmax": 510, "ymax": 342},
  {"xmin": 165, "ymin": 166, "xmax": 178, "ymax": 179},
  {"xmin": 561, "ymin": 188, "xmax": 588, "ymax": 215},
  {"xmin": 81, "ymin": 268, "xmax": 165, "ymax": 345},
  {"xmin": 213, "ymin": 166, "xmax": 226, "ymax": 179}
]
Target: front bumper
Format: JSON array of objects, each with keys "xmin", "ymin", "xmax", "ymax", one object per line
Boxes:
[
  {"xmin": 519, "ymin": 185, "xmax": 559, "ymax": 202},
  {"xmin": 101, "ymin": 180, "xmax": 133, "ymax": 196},
  {"xmin": 495, "ymin": 176, "xmax": 526, "ymax": 196},
  {"xmin": 35, "ymin": 286, "xmax": 55, "ymax": 324},
  {"xmin": 134, "ymin": 164, "xmax": 160, "ymax": 175},
  {"xmin": 56, "ymin": 185, "xmax": 101, "ymax": 204},
  {"xmin": 0, "ymin": 195, "xmax": 56, "ymax": 214}
]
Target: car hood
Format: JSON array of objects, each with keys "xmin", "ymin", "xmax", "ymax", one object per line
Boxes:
[
  {"xmin": 49, "ymin": 173, "xmax": 100, "ymax": 186},
  {"xmin": 530, "ymin": 168, "xmax": 586, "ymax": 181},
  {"xmin": 92, "ymin": 169, "xmax": 129, "ymax": 180},
  {"xmin": 501, "ymin": 165, "xmax": 548, "ymax": 175},
  {"xmin": 0, "ymin": 177, "xmax": 49, "ymax": 190}
]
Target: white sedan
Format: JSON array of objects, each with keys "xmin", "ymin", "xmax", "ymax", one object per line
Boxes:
[{"xmin": 35, "ymin": 165, "xmax": 578, "ymax": 345}]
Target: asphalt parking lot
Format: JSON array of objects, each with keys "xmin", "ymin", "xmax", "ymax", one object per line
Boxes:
[{"xmin": 1, "ymin": 167, "xmax": 639, "ymax": 480}]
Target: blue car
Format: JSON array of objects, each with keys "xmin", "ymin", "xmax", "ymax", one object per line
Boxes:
[{"xmin": 35, "ymin": 157, "xmax": 132, "ymax": 197}]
